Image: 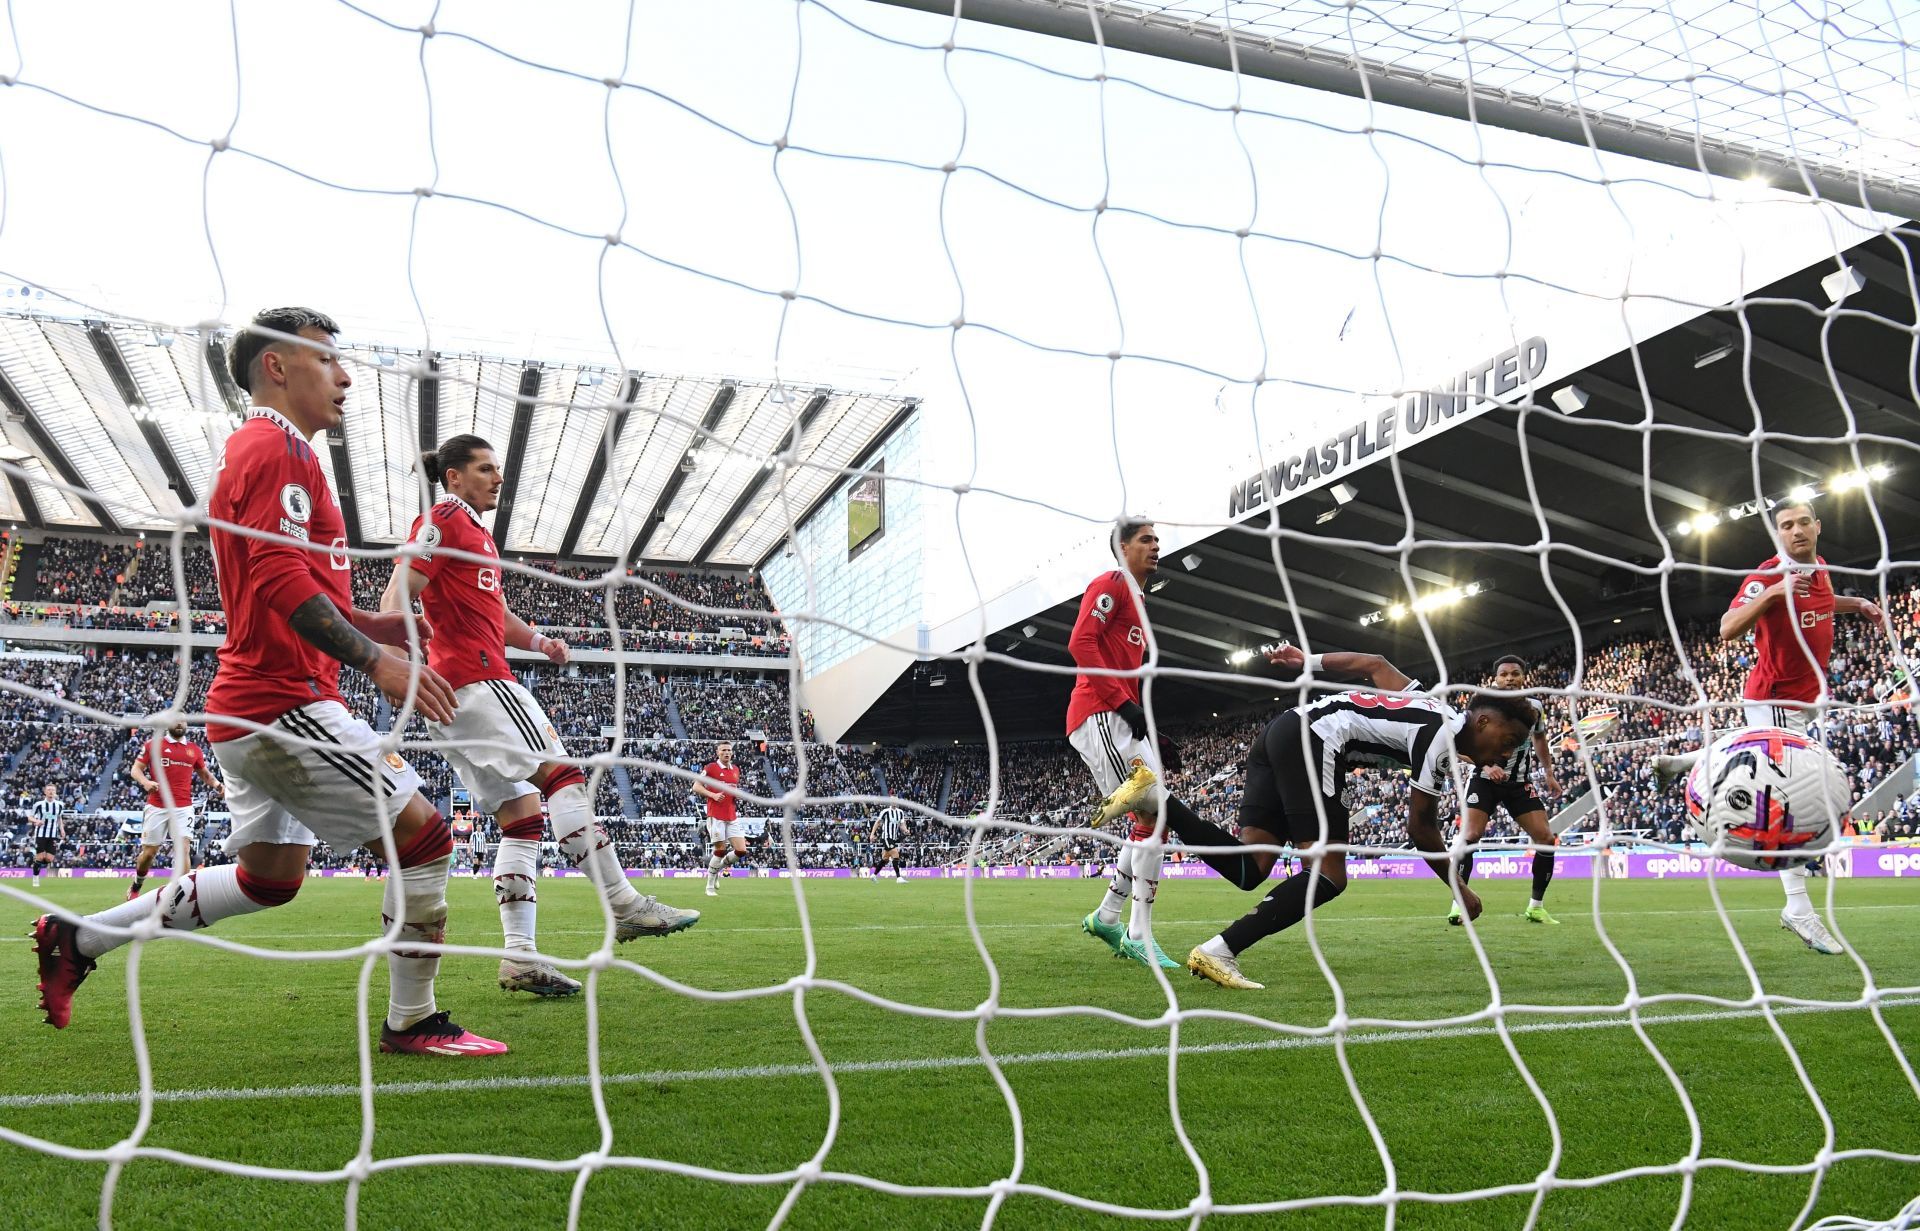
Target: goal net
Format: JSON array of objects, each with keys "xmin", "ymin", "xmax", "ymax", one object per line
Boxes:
[{"xmin": 0, "ymin": 0, "xmax": 1916, "ymax": 1228}]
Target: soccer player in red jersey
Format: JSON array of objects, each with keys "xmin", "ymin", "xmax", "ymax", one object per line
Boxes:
[
  {"xmin": 1654, "ymin": 499, "xmax": 1884, "ymax": 954},
  {"xmin": 693, "ymin": 741, "xmax": 744, "ymax": 897},
  {"xmin": 126, "ymin": 721, "xmax": 224, "ymax": 898},
  {"xmin": 32, "ymin": 308, "xmax": 505, "ymax": 1056},
  {"xmin": 1068, "ymin": 519, "xmax": 1177, "ymax": 970},
  {"xmin": 382, "ymin": 434, "xmax": 699, "ymax": 995}
]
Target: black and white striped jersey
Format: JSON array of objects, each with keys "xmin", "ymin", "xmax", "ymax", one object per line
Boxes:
[
  {"xmin": 1492, "ymin": 698, "xmax": 1544, "ymax": 781},
  {"xmin": 874, "ymin": 807, "xmax": 909, "ymax": 845},
  {"xmin": 28, "ymin": 798, "xmax": 66, "ymax": 839},
  {"xmin": 1301, "ymin": 685, "xmax": 1464, "ymax": 798}
]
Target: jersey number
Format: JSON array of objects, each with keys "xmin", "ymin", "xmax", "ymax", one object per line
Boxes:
[{"xmin": 1348, "ymin": 692, "xmax": 1414, "ymax": 710}]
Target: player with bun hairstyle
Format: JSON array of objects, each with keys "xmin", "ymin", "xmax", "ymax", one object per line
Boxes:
[{"xmin": 382, "ymin": 433, "xmax": 700, "ymax": 997}]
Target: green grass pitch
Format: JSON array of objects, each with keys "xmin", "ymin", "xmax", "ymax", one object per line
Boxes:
[{"xmin": 2, "ymin": 873, "xmax": 1916, "ymax": 1230}]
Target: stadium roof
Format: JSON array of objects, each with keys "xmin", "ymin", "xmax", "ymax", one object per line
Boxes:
[
  {"xmin": 846, "ymin": 226, "xmax": 1920, "ymax": 743},
  {"xmin": 0, "ymin": 314, "xmax": 916, "ymax": 568}
]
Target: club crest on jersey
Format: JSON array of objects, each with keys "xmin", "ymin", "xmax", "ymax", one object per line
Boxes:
[
  {"xmin": 1093, "ymin": 592, "xmax": 1115, "ymax": 623},
  {"xmin": 383, "ymin": 752, "xmax": 407, "ymax": 773},
  {"xmin": 545, "ymin": 724, "xmax": 560, "ymax": 743},
  {"xmin": 477, "ymin": 567, "xmax": 499, "ymax": 593}
]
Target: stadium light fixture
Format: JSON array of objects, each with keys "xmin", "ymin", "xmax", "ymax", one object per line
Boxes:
[
  {"xmin": 1820, "ymin": 265, "xmax": 1868, "ymax": 303},
  {"xmin": 1387, "ymin": 603, "xmax": 1407, "ymax": 620},
  {"xmin": 1550, "ymin": 384, "xmax": 1590, "ymax": 415},
  {"xmin": 1869, "ymin": 463, "xmax": 1893, "ymax": 480},
  {"xmin": 1328, "ymin": 482, "xmax": 1357, "ymax": 505},
  {"xmin": 1787, "ymin": 485, "xmax": 1817, "ymax": 503},
  {"xmin": 1021, "ymin": 624, "xmax": 1038, "ymax": 639},
  {"xmin": 1181, "ymin": 553, "xmax": 1202, "ymax": 571},
  {"xmin": 1148, "ymin": 577, "xmax": 1169, "ymax": 593},
  {"xmin": 1694, "ymin": 341, "xmax": 1735, "ymax": 368},
  {"xmin": 1830, "ymin": 466, "xmax": 1887, "ymax": 490},
  {"xmin": 1227, "ymin": 648, "xmax": 1255, "ymax": 666},
  {"xmin": 1694, "ymin": 511, "xmax": 1721, "ymax": 531}
]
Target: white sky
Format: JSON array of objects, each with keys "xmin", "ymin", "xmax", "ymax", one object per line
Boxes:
[{"xmin": 0, "ymin": 0, "xmax": 1906, "ymax": 631}]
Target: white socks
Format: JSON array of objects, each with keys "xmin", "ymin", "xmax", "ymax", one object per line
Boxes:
[
  {"xmin": 1780, "ymin": 867, "xmax": 1815, "ymax": 921},
  {"xmin": 493, "ymin": 837, "xmax": 541, "ymax": 952},
  {"xmin": 383, "ymin": 856, "xmax": 449, "ymax": 1031},
  {"xmin": 76, "ymin": 865, "xmax": 278, "ymax": 959},
  {"xmin": 1095, "ymin": 845, "xmax": 1134, "ymax": 926},
  {"xmin": 1128, "ymin": 837, "xmax": 1163, "ymax": 942},
  {"xmin": 1199, "ymin": 935, "xmax": 1233, "ymax": 958},
  {"xmin": 552, "ymin": 784, "xmax": 639, "ymax": 911}
]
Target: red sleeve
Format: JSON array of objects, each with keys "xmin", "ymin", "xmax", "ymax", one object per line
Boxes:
[
  {"xmin": 237, "ymin": 449, "xmax": 328, "ymax": 619},
  {"xmin": 406, "ymin": 510, "xmax": 449, "ymax": 582},
  {"xmin": 141, "ymin": 739, "xmax": 157, "ymax": 774},
  {"xmin": 1729, "ymin": 570, "xmax": 1772, "ymax": 611},
  {"xmin": 190, "ymin": 744, "xmax": 205, "ymax": 771},
  {"xmin": 1069, "ymin": 574, "xmax": 1134, "ymax": 712}
]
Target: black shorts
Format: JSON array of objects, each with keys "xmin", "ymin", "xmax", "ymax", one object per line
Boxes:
[
  {"xmin": 1237, "ymin": 709, "xmax": 1348, "ymax": 847},
  {"xmin": 1465, "ymin": 774, "xmax": 1546, "ymax": 819},
  {"xmin": 34, "ymin": 837, "xmax": 57, "ymax": 857}
]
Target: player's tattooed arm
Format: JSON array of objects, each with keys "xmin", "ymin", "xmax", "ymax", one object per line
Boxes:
[{"xmin": 288, "ymin": 594, "xmax": 383, "ymax": 672}]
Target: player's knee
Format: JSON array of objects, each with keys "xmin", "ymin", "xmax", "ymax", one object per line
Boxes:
[
  {"xmin": 540, "ymin": 765, "xmax": 588, "ymax": 800},
  {"xmin": 499, "ymin": 813, "xmax": 543, "ymax": 841},
  {"xmin": 394, "ymin": 811, "xmax": 454, "ymax": 868}
]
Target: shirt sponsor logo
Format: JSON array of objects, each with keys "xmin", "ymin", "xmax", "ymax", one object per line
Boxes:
[
  {"xmin": 477, "ymin": 567, "xmax": 499, "ymax": 593},
  {"xmin": 330, "ymin": 536, "xmax": 350, "ymax": 571},
  {"xmin": 1126, "ymin": 625, "xmax": 1145, "ymax": 647}
]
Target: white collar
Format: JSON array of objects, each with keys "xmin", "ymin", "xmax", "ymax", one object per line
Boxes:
[
  {"xmin": 439, "ymin": 493, "xmax": 483, "ymax": 525},
  {"xmin": 247, "ymin": 406, "xmax": 306, "ymax": 438}
]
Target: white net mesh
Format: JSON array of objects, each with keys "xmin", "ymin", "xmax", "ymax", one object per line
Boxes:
[{"xmin": 0, "ymin": 1, "xmax": 1917, "ymax": 1228}]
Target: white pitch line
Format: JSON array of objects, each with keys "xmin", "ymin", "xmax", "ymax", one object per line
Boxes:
[
  {"xmin": 4, "ymin": 902, "xmax": 1916, "ymax": 945},
  {"xmin": 3, "ymin": 997, "xmax": 1914, "ymax": 1112}
]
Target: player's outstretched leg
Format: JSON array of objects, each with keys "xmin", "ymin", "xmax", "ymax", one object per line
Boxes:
[
  {"xmin": 1652, "ymin": 751, "xmax": 1700, "ymax": 789},
  {"xmin": 547, "ymin": 768, "xmax": 699, "ymax": 939},
  {"xmin": 34, "ymin": 860, "xmax": 304, "ymax": 1029},
  {"xmin": 379, "ymin": 809, "xmax": 509, "ymax": 1055},
  {"xmin": 491, "ymin": 810, "xmax": 580, "ymax": 997},
  {"xmin": 1778, "ymin": 866, "xmax": 1840, "ymax": 954}
]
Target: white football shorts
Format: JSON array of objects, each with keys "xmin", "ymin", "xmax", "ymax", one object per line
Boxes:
[
  {"xmin": 217, "ymin": 700, "xmax": 425, "ymax": 853},
  {"xmin": 706, "ymin": 818, "xmax": 744, "ymax": 844},
  {"xmin": 140, "ymin": 805, "xmax": 195, "ymax": 848},
  {"xmin": 1067, "ymin": 709, "xmax": 1159, "ymax": 797},
  {"xmin": 430, "ymin": 679, "xmax": 567, "ymax": 815}
]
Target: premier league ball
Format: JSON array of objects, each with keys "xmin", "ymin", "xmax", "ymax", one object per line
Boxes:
[{"xmin": 1683, "ymin": 727, "xmax": 1849, "ymax": 871}]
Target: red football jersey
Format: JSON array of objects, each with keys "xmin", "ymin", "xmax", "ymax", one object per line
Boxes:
[
  {"xmin": 406, "ymin": 495, "xmax": 512, "ymax": 692},
  {"xmin": 205, "ymin": 409, "xmax": 351, "ymax": 741},
  {"xmin": 703, "ymin": 761, "xmax": 741, "ymax": 821},
  {"xmin": 1731, "ymin": 555, "xmax": 1835, "ymax": 704},
  {"xmin": 142, "ymin": 735, "xmax": 204, "ymax": 809},
  {"xmin": 1065, "ymin": 569, "xmax": 1145, "ymax": 734}
]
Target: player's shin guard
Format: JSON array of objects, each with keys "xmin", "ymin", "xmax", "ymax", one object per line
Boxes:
[
  {"xmin": 1095, "ymin": 844, "xmax": 1133, "ymax": 926},
  {"xmin": 550, "ymin": 776, "xmax": 639, "ymax": 910},
  {"xmin": 1531, "ymin": 848, "xmax": 1556, "ymax": 902},
  {"xmin": 1455, "ymin": 848, "xmax": 1477, "ymax": 884},
  {"xmin": 75, "ymin": 865, "xmax": 300, "ymax": 959},
  {"xmin": 1217, "ymin": 871, "xmax": 1345, "ymax": 956},
  {"xmin": 383, "ymin": 815, "xmax": 452, "ymax": 1032},
  {"xmin": 1160, "ymin": 795, "xmax": 1266, "ymax": 891},
  {"xmin": 1127, "ymin": 819, "xmax": 1162, "ymax": 941},
  {"xmin": 493, "ymin": 836, "xmax": 540, "ymax": 952}
]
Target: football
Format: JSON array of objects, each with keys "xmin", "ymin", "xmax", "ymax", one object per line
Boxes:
[{"xmin": 1683, "ymin": 727, "xmax": 1850, "ymax": 871}]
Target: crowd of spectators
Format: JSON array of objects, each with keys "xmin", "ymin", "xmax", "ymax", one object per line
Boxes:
[
  {"xmin": 4, "ymin": 568, "xmax": 1916, "ymax": 867},
  {"xmin": 674, "ymin": 674, "xmax": 816, "ymax": 741}
]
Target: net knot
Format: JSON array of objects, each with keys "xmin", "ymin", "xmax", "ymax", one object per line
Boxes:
[
  {"xmin": 797, "ymin": 1161, "xmax": 822, "ymax": 1183},
  {"xmin": 413, "ymin": 186, "xmax": 434, "ymax": 198},
  {"xmin": 604, "ymin": 232, "xmax": 621, "ymax": 247},
  {"xmin": 417, "ymin": 22, "xmax": 435, "ymax": 37},
  {"xmin": 209, "ymin": 136, "xmax": 229, "ymax": 152},
  {"xmin": 344, "ymin": 1156, "xmax": 372, "ymax": 1183}
]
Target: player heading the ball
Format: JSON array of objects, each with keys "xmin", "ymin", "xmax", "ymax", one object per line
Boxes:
[{"xmin": 1092, "ymin": 646, "xmax": 1535, "ymax": 990}]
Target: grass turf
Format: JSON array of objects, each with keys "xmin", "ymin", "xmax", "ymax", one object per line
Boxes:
[{"xmin": 1, "ymin": 872, "xmax": 1916, "ymax": 1229}]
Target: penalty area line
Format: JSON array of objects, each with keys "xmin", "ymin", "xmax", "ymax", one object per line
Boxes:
[{"xmin": 5, "ymin": 996, "xmax": 1915, "ymax": 1112}]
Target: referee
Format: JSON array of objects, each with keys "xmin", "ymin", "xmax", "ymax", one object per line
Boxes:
[{"xmin": 29, "ymin": 784, "xmax": 66, "ymax": 890}]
